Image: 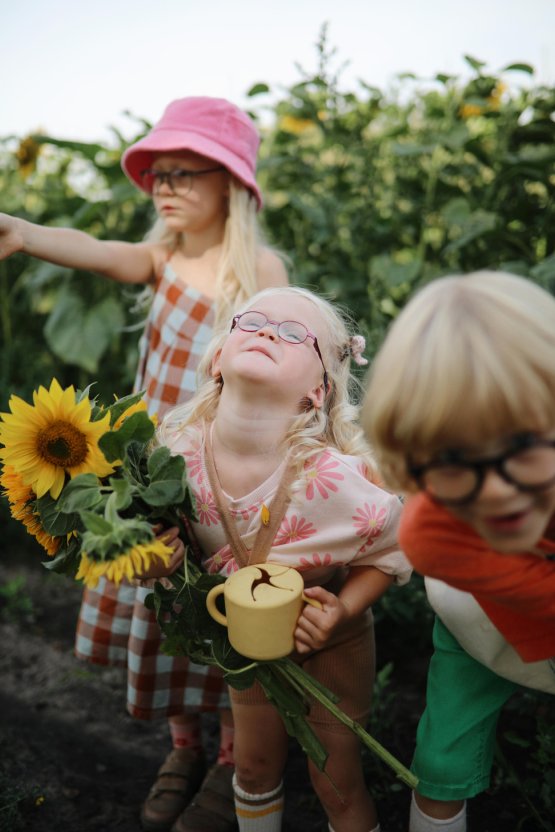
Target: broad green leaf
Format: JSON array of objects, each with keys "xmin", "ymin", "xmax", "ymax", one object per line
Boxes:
[
  {"xmin": 44, "ymin": 294, "xmax": 125, "ymax": 372},
  {"xmin": 108, "ymin": 477, "xmax": 133, "ymax": 510},
  {"xmin": 56, "ymin": 473, "xmax": 104, "ymax": 513},
  {"xmin": 247, "ymin": 83, "xmax": 270, "ymax": 96},
  {"xmin": 105, "ymin": 391, "xmax": 148, "ymax": 426},
  {"xmin": 139, "ymin": 480, "xmax": 185, "ymax": 506},
  {"xmin": 80, "ymin": 510, "xmax": 114, "ymax": 535},
  {"xmin": 502, "ymin": 63, "xmax": 534, "ymax": 74},
  {"xmin": 147, "ymin": 447, "xmax": 186, "ymax": 483},
  {"xmin": 99, "ymin": 411, "xmax": 155, "ymax": 462},
  {"xmin": 37, "ymin": 493, "xmax": 79, "ymax": 536}
]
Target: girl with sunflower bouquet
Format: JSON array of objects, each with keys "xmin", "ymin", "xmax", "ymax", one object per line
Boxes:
[{"xmin": 139, "ymin": 286, "xmax": 412, "ymax": 832}]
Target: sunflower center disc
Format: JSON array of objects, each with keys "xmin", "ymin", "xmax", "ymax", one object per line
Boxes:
[{"xmin": 37, "ymin": 420, "xmax": 88, "ymax": 467}]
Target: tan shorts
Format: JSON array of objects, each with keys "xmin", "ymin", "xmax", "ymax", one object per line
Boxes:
[{"xmin": 230, "ymin": 611, "xmax": 375, "ymax": 731}]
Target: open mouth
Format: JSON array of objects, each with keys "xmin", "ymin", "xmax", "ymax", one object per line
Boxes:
[{"xmin": 483, "ymin": 510, "xmax": 529, "ymax": 532}]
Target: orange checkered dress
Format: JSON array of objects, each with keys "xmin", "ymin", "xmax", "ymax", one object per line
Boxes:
[{"xmin": 75, "ymin": 263, "xmax": 230, "ymax": 717}]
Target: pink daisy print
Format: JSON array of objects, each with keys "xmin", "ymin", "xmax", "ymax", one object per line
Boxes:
[
  {"xmin": 299, "ymin": 552, "xmax": 334, "ymax": 569},
  {"xmin": 204, "ymin": 544, "xmax": 238, "ymax": 575},
  {"xmin": 274, "ymin": 515, "xmax": 317, "ymax": 546},
  {"xmin": 353, "ymin": 502, "xmax": 387, "ymax": 542},
  {"xmin": 194, "ymin": 487, "xmax": 220, "ymax": 526},
  {"xmin": 181, "ymin": 435, "xmax": 205, "ymax": 484},
  {"xmin": 230, "ymin": 503, "xmax": 259, "ymax": 521},
  {"xmin": 304, "ymin": 452, "xmax": 344, "ymax": 500}
]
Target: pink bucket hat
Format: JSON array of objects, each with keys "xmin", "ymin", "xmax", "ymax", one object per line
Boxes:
[{"xmin": 121, "ymin": 96, "xmax": 263, "ymax": 209}]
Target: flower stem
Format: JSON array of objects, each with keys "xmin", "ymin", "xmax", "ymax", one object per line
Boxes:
[{"xmin": 279, "ymin": 658, "xmax": 418, "ymax": 789}]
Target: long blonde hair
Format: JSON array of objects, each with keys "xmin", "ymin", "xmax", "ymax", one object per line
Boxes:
[
  {"xmin": 146, "ymin": 179, "xmax": 261, "ymax": 327},
  {"xmin": 158, "ymin": 286, "xmax": 378, "ymax": 485},
  {"xmin": 362, "ymin": 270, "xmax": 555, "ymax": 492}
]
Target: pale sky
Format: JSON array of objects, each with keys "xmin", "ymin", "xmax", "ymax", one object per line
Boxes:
[{"xmin": 2, "ymin": 0, "xmax": 554, "ymax": 144}]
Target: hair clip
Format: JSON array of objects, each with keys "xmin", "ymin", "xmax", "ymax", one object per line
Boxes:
[{"xmin": 340, "ymin": 335, "xmax": 368, "ymax": 366}]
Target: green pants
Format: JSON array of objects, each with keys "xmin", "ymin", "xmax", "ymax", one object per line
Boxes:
[{"xmin": 412, "ymin": 616, "xmax": 518, "ymax": 800}]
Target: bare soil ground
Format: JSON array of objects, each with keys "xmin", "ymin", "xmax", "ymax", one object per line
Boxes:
[{"xmin": 0, "ymin": 548, "xmax": 550, "ymax": 832}]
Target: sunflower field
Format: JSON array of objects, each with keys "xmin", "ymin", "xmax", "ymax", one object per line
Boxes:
[{"xmin": 1, "ymin": 28, "xmax": 555, "ymax": 831}]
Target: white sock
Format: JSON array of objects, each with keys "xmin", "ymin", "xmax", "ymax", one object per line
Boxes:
[
  {"xmin": 409, "ymin": 793, "xmax": 466, "ymax": 832},
  {"xmin": 233, "ymin": 773, "xmax": 284, "ymax": 832}
]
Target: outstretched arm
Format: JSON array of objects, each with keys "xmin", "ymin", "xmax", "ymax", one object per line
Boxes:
[
  {"xmin": 294, "ymin": 565, "xmax": 393, "ymax": 654},
  {"xmin": 0, "ymin": 212, "xmax": 158, "ymax": 284}
]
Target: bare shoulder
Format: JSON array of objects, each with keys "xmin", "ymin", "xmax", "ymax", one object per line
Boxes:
[
  {"xmin": 256, "ymin": 246, "xmax": 289, "ymax": 289},
  {"xmin": 126, "ymin": 241, "xmax": 170, "ymax": 285}
]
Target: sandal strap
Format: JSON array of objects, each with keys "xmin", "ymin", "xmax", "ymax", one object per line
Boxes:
[
  {"xmin": 173, "ymin": 765, "xmax": 237, "ymax": 831},
  {"xmin": 149, "ymin": 750, "xmax": 207, "ymax": 797}
]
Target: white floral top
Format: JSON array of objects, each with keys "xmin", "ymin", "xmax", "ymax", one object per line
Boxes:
[{"xmin": 168, "ymin": 424, "xmax": 411, "ymax": 587}]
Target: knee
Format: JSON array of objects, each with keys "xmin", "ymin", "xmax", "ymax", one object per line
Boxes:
[
  {"xmin": 309, "ymin": 767, "xmax": 353, "ymax": 817},
  {"xmin": 234, "ymin": 756, "xmax": 281, "ymax": 795}
]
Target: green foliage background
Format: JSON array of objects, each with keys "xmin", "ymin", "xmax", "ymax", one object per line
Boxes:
[
  {"xmin": 1, "ymin": 31, "xmax": 554, "ymax": 829},
  {"xmin": 2, "ymin": 34, "xmax": 554, "ymax": 407}
]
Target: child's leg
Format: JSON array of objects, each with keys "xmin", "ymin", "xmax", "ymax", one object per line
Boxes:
[
  {"xmin": 170, "ymin": 709, "xmax": 237, "ymax": 832},
  {"xmin": 308, "ymin": 726, "xmax": 378, "ymax": 832},
  {"xmin": 231, "ymin": 699, "xmax": 289, "ymax": 831},
  {"xmin": 410, "ymin": 793, "xmax": 466, "ymax": 831},
  {"xmin": 141, "ymin": 714, "xmax": 206, "ymax": 831},
  {"xmin": 409, "ymin": 617, "xmax": 518, "ymax": 832}
]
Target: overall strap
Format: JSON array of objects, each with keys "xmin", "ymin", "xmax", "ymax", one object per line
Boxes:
[
  {"xmin": 153, "ymin": 246, "xmax": 175, "ymax": 287},
  {"xmin": 203, "ymin": 424, "xmax": 297, "ymax": 568}
]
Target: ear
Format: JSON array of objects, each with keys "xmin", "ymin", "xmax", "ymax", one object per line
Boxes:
[
  {"xmin": 307, "ymin": 381, "xmax": 326, "ymax": 410},
  {"xmin": 211, "ymin": 348, "xmax": 223, "ymax": 378}
]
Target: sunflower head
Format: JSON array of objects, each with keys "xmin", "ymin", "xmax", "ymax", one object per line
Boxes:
[
  {"xmin": 0, "ymin": 378, "xmax": 114, "ymax": 499},
  {"xmin": 0, "ymin": 464, "xmax": 61, "ymax": 556},
  {"xmin": 76, "ymin": 537, "xmax": 172, "ymax": 588}
]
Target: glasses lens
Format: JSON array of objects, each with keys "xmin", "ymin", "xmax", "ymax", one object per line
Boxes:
[
  {"xmin": 278, "ymin": 321, "xmax": 308, "ymax": 344},
  {"xmin": 504, "ymin": 444, "xmax": 555, "ymax": 488},
  {"xmin": 421, "ymin": 465, "xmax": 479, "ymax": 502},
  {"xmin": 168, "ymin": 170, "xmax": 193, "ymax": 194},
  {"xmin": 237, "ymin": 311, "xmax": 267, "ymax": 332}
]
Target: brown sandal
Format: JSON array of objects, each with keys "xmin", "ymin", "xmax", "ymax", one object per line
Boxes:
[
  {"xmin": 172, "ymin": 763, "xmax": 238, "ymax": 832},
  {"xmin": 140, "ymin": 748, "xmax": 207, "ymax": 832}
]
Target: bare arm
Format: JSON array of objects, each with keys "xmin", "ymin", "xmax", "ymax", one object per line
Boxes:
[
  {"xmin": 0, "ymin": 212, "xmax": 159, "ymax": 284},
  {"xmin": 294, "ymin": 565, "xmax": 394, "ymax": 653}
]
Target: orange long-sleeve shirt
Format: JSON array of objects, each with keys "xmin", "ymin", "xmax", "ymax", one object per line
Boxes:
[{"xmin": 398, "ymin": 493, "xmax": 555, "ymax": 662}]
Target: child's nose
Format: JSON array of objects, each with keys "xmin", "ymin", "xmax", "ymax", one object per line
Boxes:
[{"xmin": 256, "ymin": 325, "xmax": 278, "ymax": 341}]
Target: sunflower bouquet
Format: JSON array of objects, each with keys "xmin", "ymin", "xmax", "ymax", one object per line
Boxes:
[
  {"xmin": 0, "ymin": 378, "xmax": 417, "ymax": 789},
  {"xmin": 0, "ymin": 378, "xmax": 195, "ymax": 587}
]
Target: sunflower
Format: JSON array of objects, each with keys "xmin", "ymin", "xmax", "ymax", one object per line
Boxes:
[
  {"xmin": 0, "ymin": 379, "xmax": 114, "ymax": 500},
  {"xmin": 112, "ymin": 398, "xmax": 157, "ymax": 430},
  {"xmin": 75, "ymin": 539, "xmax": 173, "ymax": 588},
  {"xmin": 0, "ymin": 465, "xmax": 60, "ymax": 556}
]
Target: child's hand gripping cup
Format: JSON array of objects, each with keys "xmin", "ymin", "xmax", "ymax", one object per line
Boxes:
[{"xmin": 206, "ymin": 563, "xmax": 322, "ymax": 660}]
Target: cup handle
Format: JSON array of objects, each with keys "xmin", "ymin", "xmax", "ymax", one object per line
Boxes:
[
  {"xmin": 302, "ymin": 592, "xmax": 323, "ymax": 610},
  {"xmin": 206, "ymin": 584, "xmax": 228, "ymax": 627}
]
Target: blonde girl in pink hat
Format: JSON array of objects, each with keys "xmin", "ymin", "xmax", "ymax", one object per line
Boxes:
[{"xmin": 0, "ymin": 95, "xmax": 287, "ymax": 832}]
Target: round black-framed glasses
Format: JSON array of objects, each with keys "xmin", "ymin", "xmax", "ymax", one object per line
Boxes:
[
  {"xmin": 230, "ymin": 310, "xmax": 329, "ymax": 391},
  {"xmin": 140, "ymin": 166, "xmax": 225, "ymax": 195},
  {"xmin": 407, "ymin": 434, "xmax": 555, "ymax": 505}
]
